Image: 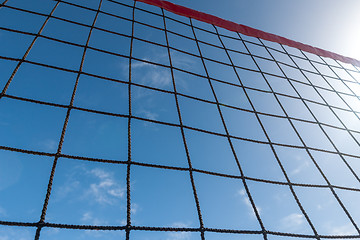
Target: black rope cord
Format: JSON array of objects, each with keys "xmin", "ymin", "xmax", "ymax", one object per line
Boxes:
[
  {"xmin": 253, "ymin": 37, "xmax": 360, "ymax": 235},
  {"xmin": 33, "ymin": 0, "xmax": 104, "ymax": 239},
  {"xmin": 215, "ymin": 25, "xmax": 319, "ymax": 239},
  {"xmin": 0, "ymin": 0, "xmax": 360, "ymax": 239},
  {"xmin": 162, "ymin": 10, "xmax": 206, "ymax": 240},
  {"xmin": 189, "ymin": 18, "xmax": 268, "ymax": 239},
  {"xmin": 125, "ymin": 1, "xmax": 136, "ymax": 239}
]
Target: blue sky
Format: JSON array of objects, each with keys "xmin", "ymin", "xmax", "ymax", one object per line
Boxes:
[{"xmin": 1, "ymin": 0, "xmax": 360, "ymax": 239}]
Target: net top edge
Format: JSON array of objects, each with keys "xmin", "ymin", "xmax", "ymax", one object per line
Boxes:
[{"xmin": 137, "ymin": 0, "xmax": 360, "ymax": 68}]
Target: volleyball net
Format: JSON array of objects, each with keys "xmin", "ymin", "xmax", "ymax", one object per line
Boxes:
[{"xmin": 1, "ymin": 0, "xmax": 360, "ymax": 239}]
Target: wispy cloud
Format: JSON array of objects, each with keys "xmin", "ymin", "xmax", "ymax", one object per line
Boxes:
[
  {"xmin": 131, "ymin": 80, "xmax": 164, "ymax": 122},
  {"xmin": 81, "ymin": 211, "xmax": 105, "ymax": 225},
  {"xmin": 315, "ymin": 197, "xmax": 335, "ymax": 211},
  {"xmin": 280, "ymin": 213, "xmax": 305, "ymax": 231},
  {"xmin": 84, "ymin": 168, "xmax": 125, "ymax": 205},
  {"xmin": 131, "ymin": 61, "xmax": 151, "ymax": 69},
  {"xmin": 138, "ymin": 110, "xmax": 159, "ymax": 121},
  {"xmin": 81, "ymin": 211, "xmax": 125, "ymax": 238},
  {"xmin": 120, "ymin": 219, "xmax": 127, "ymax": 225},
  {"xmin": 290, "ymin": 155, "xmax": 311, "ymax": 176},
  {"xmin": 166, "ymin": 222, "xmax": 191, "ymax": 240},
  {"xmin": 53, "ymin": 166, "xmax": 125, "ymax": 206},
  {"xmin": 328, "ymin": 223, "xmax": 357, "ymax": 235},
  {"xmin": 123, "ymin": 51, "xmax": 195, "ymax": 91},
  {"xmin": 53, "ymin": 177, "xmax": 80, "ymax": 202},
  {"xmin": 127, "ymin": 56, "xmax": 172, "ymax": 89},
  {"xmin": 237, "ymin": 189, "xmax": 261, "ymax": 218},
  {"xmin": 136, "ymin": 65, "xmax": 172, "ymax": 89},
  {"xmin": 131, "ymin": 203, "xmax": 140, "ymax": 215},
  {"xmin": 171, "ymin": 51, "xmax": 195, "ymax": 69},
  {"xmin": 37, "ymin": 139, "xmax": 58, "ymax": 152}
]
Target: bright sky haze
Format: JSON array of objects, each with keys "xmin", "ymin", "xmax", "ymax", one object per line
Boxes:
[{"xmin": 172, "ymin": 0, "xmax": 360, "ymax": 61}]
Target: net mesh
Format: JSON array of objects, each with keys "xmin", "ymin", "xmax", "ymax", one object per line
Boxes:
[{"xmin": 1, "ymin": 0, "xmax": 360, "ymax": 239}]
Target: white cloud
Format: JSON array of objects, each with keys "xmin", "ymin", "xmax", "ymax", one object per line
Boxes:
[
  {"xmin": 236, "ymin": 189, "xmax": 261, "ymax": 218},
  {"xmin": 139, "ymin": 110, "xmax": 159, "ymax": 121},
  {"xmin": 123, "ymin": 51, "xmax": 196, "ymax": 90},
  {"xmin": 290, "ymin": 157, "xmax": 311, "ymax": 176},
  {"xmin": 81, "ymin": 212, "xmax": 114, "ymax": 238},
  {"xmin": 84, "ymin": 168, "xmax": 125, "ymax": 205},
  {"xmin": 132, "ymin": 86, "xmax": 151, "ymax": 100},
  {"xmin": 131, "ymin": 61, "xmax": 151, "ymax": 69},
  {"xmin": 147, "ymin": 70, "xmax": 172, "ymax": 88},
  {"xmin": 131, "ymin": 203, "xmax": 140, "ymax": 214},
  {"xmin": 81, "ymin": 211, "xmax": 105, "ymax": 226},
  {"xmin": 315, "ymin": 198, "xmax": 335, "ymax": 211},
  {"xmin": 280, "ymin": 213, "xmax": 305, "ymax": 231},
  {"xmin": 316, "ymin": 204, "xmax": 324, "ymax": 210},
  {"xmin": 137, "ymin": 66, "xmax": 172, "ymax": 89},
  {"xmin": 171, "ymin": 52, "xmax": 195, "ymax": 69},
  {"xmin": 37, "ymin": 139, "xmax": 58, "ymax": 152},
  {"xmin": 238, "ymin": 189, "xmax": 246, "ymax": 196},
  {"xmin": 53, "ymin": 179, "xmax": 80, "ymax": 202},
  {"xmin": 53, "ymin": 166, "xmax": 125, "ymax": 206},
  {"xmin": 128, "ymin": 57, "xmax": 173, "ymax": 89},
  {"xmin": 166, "ymin": 222, "xmax": 191, "ymax": 240},
  {"xmin": 120, "ymin": 219, "xmax": 127, "ymax": 225},
  {"xmin": 328, "ymin": 223, "xmax": 357, "ymax": 235}
]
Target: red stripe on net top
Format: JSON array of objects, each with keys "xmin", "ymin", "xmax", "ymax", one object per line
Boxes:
[{"xmin": 137, "ymin": 0, "xmax": 360, "ymax": 68}]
